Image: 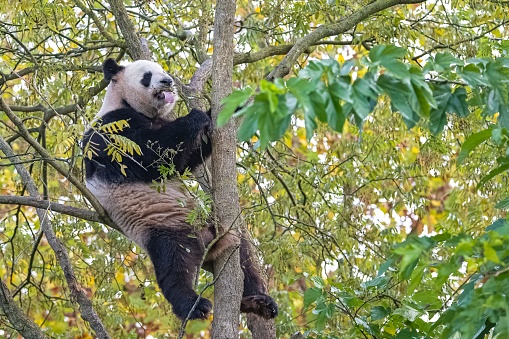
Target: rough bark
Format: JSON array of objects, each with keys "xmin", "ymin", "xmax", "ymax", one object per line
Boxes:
[
  {"xmin": 107, "ymin": 0, "xmax": 152, "ymax": 60},
  {"xmin": 247, "ymin": 304, "xmax": 277, "ymax": 338},
  {"xmin": 0, "ymin": 135, "xmax": 111, "ymax": 339},
  {"xmin": 209, "ymin": 0, "xmax": 244, "ymax": 338},
  {"xmin": 0, "ymin": 279, "xmax": 47, "ymax": 339}
]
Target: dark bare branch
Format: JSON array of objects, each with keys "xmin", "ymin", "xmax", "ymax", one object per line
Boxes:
[
  {"xmin": 0, "ymin": 195, "xmax": 104, "ymax": 224},
  {"xmin": 267, "ymin": 0, "xmax": 426, "ymax": 80}
]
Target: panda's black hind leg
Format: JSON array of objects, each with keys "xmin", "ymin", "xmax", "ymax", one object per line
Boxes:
[
  {"xmin": 239, "ymin": 236, "xmax": 278, "ymax": 319},
  {"xmin": 146, "ymin": 228, "xmax": 212, "ymax": 320}
]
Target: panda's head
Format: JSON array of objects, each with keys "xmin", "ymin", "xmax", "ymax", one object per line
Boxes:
[{"xmin": 99, "ymin": 58, "xmax": 178, "ymax": 119}]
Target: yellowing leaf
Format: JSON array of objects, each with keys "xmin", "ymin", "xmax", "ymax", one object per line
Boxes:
[
  {"xmin": 384, "ymin": 325, "xmax": 396, "ymax": 335},
  {"xmin": 430, "ymin": 200, "xmax": 442, "ymax": 207},
  {"xmin": 483, "ymin": 242, "xmax": 501, "ymax": 264}
]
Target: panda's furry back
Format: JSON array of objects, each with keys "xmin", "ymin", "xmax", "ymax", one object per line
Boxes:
[{"xmin": 86, "ymin": 177, "xmax": 196, "ymax": 248}]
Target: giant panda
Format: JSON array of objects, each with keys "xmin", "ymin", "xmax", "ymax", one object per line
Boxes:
[{"xmin": 83, "ymin": 58, "xmax": 278, "ymax": 321}]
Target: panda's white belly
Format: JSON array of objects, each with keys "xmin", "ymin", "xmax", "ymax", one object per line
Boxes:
[{"xmin": 86, "ymin": 177, "xmax": 195, "ymax": 248}]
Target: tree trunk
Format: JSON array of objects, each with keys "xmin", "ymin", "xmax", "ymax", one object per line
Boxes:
[{"xmin": 209, "ymin": 0, "xmax": 243, "ymax": 338}]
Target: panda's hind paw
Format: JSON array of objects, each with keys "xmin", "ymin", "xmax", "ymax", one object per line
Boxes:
[{"xmin": 241, "ymin": 294, "xmax": 278, "ymax": 319}]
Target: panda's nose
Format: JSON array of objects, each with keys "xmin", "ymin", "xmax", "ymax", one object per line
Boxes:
[{"xmin": 160, "ymin": 77, "xmax": 173, "ymax": 86}]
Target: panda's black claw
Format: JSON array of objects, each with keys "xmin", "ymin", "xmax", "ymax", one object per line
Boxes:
[
  {"xmin": 175, "ymin": 296, "xmax": 212, "ymax": 320},
  {"xmin": 241, "ymin": 294, "xmax": 278, "ymax": 319},
  {"xmin": 191, "ymin": 297, "xmax": 213, "ymax": 320}
]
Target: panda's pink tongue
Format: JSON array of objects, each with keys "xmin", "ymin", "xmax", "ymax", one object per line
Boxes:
[{"xmin": 163, "ymin": 92, "xmax": 174, "ymax": 104}]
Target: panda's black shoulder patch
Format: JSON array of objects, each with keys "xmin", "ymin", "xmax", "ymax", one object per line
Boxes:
[{"xmin": 140, "ymin": 72, "xmax": 152, "ymax": 87}]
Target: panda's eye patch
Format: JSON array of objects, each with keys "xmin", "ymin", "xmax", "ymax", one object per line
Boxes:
[{"xmin": 140, "ymin": 71, "xmax": 152, "ymax": 87}]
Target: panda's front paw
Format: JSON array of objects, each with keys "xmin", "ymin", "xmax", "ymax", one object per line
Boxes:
[
  {"xmin": 241, "ymin": 294, "xmax": 278, "ymax": 319},
  {"xmin": 174, "ymin": 295, "xmax": 212, "ymax": 320}
]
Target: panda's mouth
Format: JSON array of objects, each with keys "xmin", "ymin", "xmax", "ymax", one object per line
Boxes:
[{"xmin": 157, "ymin": 91, "xmax": 175, "ymax": 104}]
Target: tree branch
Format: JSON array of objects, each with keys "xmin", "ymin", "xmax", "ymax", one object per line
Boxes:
[
  {"xmin": 0, "ymin": 279, "xmax": 47, "ymax": 339},
  {"xmin": 412, "ymin": 18, "xmax": 509, "ymax": 60},
  {"xmin": 0, "ymin": 195, "xmax": 104, "ymax": 224},
  {"xmin": 0, "ymin": 136, "xmax": 111, "ymax": 339},
  {"xmin": 178, "ymin": 58, "xmax": 213, "ymax": 112},
  {"xmin": 107, "ymin": 0, "xmax": 151, "ymax": 60},
  {"xmin": 0, "ymin": 97, "xmax": 119, "ymax": 233},
  {"xmin": 233, "ymin": 40, "xmax": 356, "ymax": 66},
  {"xmin": 267, "ymin": 0, "xmax": 426, "ymax": 80},
  {"xmin": 74, "ymin": 0, "xmax": 117, "ymax": 45}
]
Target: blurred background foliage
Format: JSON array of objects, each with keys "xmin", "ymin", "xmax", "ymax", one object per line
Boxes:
[{"xmin": 2, "ymin": 0, "xmax": 509, "ymax": 338}]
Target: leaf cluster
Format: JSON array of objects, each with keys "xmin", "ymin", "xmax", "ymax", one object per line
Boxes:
[{"xmin": 219, "ymin": 45, "xmax": 509, "ymax": 150}]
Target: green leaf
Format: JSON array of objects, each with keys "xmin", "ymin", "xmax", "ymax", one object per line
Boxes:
[
  {"xmin": 361, "ymin": 276, "xmax": 389, "ymax": 289},
  {"xmin": 287, "ymin": 78, "xmax": 318, "ymax": 139},
  {"xmin": 371, "ymin": 306, "xmax": 389, "ymax": 321},
  {"xmin": 260, "ymin": 79, "xmax": 284, "ymax": 113},
  {"xmin": 434, "ymin": 53, "xmax": 463, "ymax": 70},
  {"xmin": 312, "ymin": 83, "xmax": 328, "ymax": 122},
  {"xmin": 217, "ymin": 87, "xmax": 253, "ymax": 127},
  {"xmin": 436, "ymin": 261, "xmax": 460, "ymax": 286},
  {"xmin": 311, "ymin": 276, "xmax": 325, "ymax": 289},
  {"xmin": 495, "ymin": 196, "xmax": 509, "ymax": 209},
  {"xmin": 407, "ymin": 263, "xmax": 425, "ymax": 293},
  {"xmin": 237, "ymin": 109, "xmax": 259, "ymax": 142},
  {"xmin": 394, "ymin": 244, "xmax": 424, "ymax": 279},
  {"xmin": 299, "ymin": 60, "xmax": 325, "ymax": 84},
  {"xmin": 315, "ymin": 304, "xmax": 329, "ymax": 330},
  {"xmin": 498, "ymin": 103, "xmax": 509, "ymax": 129},
  {"xmin": 351, "ymin": 77, "xmax": 378, "ymax": 121},
  {"xmin": 378, "ymin": 255, "xmax": 397, "ymax": 276},
  {"xmin": 304, "ymin": 106, "xmax": 318, "ymax": 139},
  {"xmin": 369, "ymin": 45, "xmax": 407, "ymax": 64},
  {"xmin": 329, "ymin": 76, "xmax": 353, "ymax": 103},
  {"xmin": 458, "ymin": 64, "xmax": 490, "ymax": 87},
  {"xmin": 318, "ymin": 83, "xmax": 346, "ymax": 132},
  {"xmin": 449, "ymin": 87, "xmax": 469, "ymax": 117},
  {"xmin": 369, "ymin": 45, "xmax": 409, "ymax": 78},
  {"xmin": 485, "ymin": 219, "xmax": 507, "ymax": 231},
  {"xmin": 409, "ymin": 66, "xmax": 436, "ymax": 110},
  {"xmin": 393, "ymin": 304, "xmax": 421, "ymax": 322},
  {"xmin": 430, "ymin": 85, "xmax": 470, "ymax": 134},
  {"xmin": 486, "ymin": 89, "xmax": 503, "ymax": 116},
  {"xmin": 477, "ymin": 162, "xmax": 509, "ymax": 187},
  {"xmin": 304, "ymin": 287, "xmax": 323, "ymax": 308},
  {"xmin": 378, "ymin": 75, "xmax": 420, "ymax": 128},
  {"xmin": 457, "ymin": 127, "xmax": 494, "ymax": 164},
  {"xmin": 429, "ymin": 84, "xmax": 452, "ymax": 134}
]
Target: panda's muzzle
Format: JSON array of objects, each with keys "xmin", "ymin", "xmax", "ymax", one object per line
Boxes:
[
  {"xmin": 154, "ymin": 77, "xmax": 176, "ymax": 104},
  {"xmin": 160, "ymin": 77, "xmax": 173, "ymax": 87}
]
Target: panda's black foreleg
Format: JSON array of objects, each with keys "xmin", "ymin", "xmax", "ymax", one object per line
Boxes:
[
  {"xmin": 239, "ymin": 236, "xmax": 279, "ymax": 319},
  {"xmin": 145, "ymin": 228, "xmax": 212, "ymax": 320}
]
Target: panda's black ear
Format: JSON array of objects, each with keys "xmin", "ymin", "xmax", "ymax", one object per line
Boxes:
[{"xmin": 103, "ymin": 58, "xmax": 124, "ymax": 81}]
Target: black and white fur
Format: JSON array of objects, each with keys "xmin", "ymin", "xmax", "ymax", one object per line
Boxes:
[{"xmin": 83, "ymin": 59, "xmax": 277, "ymax": 320}]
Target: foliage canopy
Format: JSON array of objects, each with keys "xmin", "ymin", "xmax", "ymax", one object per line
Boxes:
[{"xmin": 2, "ymin": 0, "xmax": 509, "ymax": 338}]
